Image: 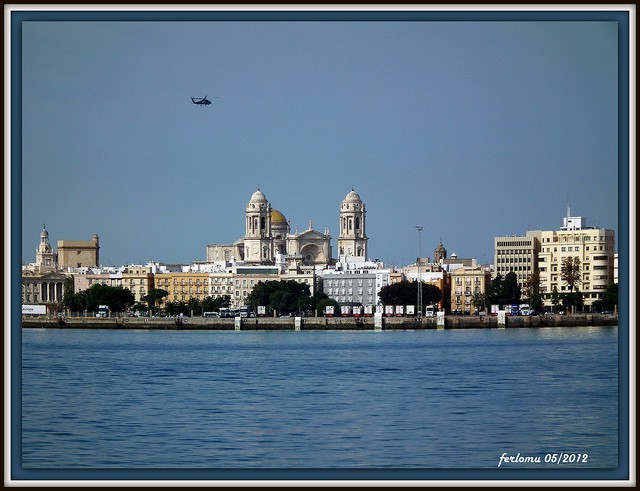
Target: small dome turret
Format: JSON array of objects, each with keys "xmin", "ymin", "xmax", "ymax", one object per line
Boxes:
[
  {"xmin": 343, "ymin": 189, "xmax": 361, "ymax": 203},
  {"xmin": 249, "ymin": 189, "xmax": 268, "ymax": 203}
]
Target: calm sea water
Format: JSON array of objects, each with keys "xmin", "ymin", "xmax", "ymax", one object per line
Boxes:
[{"xmin": 21, "ymin": 327, "xmax": 618, "ymax": 470}]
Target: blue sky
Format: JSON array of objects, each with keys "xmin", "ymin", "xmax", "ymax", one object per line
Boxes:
[{"xmin": 19, "ymin": 13, "xmax": 621, "ymax": 267}]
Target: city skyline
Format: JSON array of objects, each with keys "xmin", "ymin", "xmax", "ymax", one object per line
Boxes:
[{"xmin": 18, "ymin": 10, "xmax": 623, "ymax": 268}]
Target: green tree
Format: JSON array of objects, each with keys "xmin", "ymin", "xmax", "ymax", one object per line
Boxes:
[
  {"xmin": 603, "ymin": 283, "xmax": 618, "ymax": 311},
  {"xmin": 310, "ymin": 291, "xmax": 333, "ymax": 316},
  {"xmin": 201, "ymin": 295, "xmax": 231, "ymax": 313},
  {"xmin": 571, "ymin": 289, "xmax": 584, "ymax": 312},
  {"xmin": 523, "ymin": 271, "xmax": 540, "ymax": 302},
  {"xmin": 530, "ymin": 292, "xmax": 544, "ymax": 313},
  {"xmin": 202, "ymin": 296, "xmax": 217, "ymax": 313},
  {"xmin": 487, "ymin": 273, "xmax": 505, "ymax": 307},
  {"xmin": 551, "ymin": 286, "xmax": 561, "ymax": 313},
  {"xmin": 62, "ymin": 276, "xmax": 88, "ymax": 313},
  {"xmin": 141, "ymin": 288, "xmax": 169, "ymax": 315},
  {"xmin": 132, "ymin": 302, "xmax": 148, "ymax": 314},
  {"xmin": 471, "ymin": 292, "xmax": 487, "ymax": 314},
  {"xmin": 487, "ymin": 272, "xmax": 521, "ymax": 308},
  {"xmin": 315, "ymin": 297, "xmax": 339, "ymax": 317},
  {"xmin": 246, "ymin": 280, "xmax": 312, "ymax": 316},
  {"xmin": 378, "ymin": 281, "xmax": 441, "ymax": 308},
  {"xmin": 503, "ymin": 272, "xmax": 522, "ymax": 305},
  {"xmin": 186, "ymin": 297, "xmax": 202, "ymax": 316},
  {"xmin": 85, "ymin": 284, "xmax": 135, "ymax": 313},
  {"xmin": 165, "ymin": 301, "xmax": 189, "ymax": 316}
]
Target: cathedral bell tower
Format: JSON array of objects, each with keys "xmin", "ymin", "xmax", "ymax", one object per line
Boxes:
[
  {"xmin": 338, "ymin": 189, "xmax": 368, "ymax": 258},
  {"xmin": 35, "ymin": 224, "xmax": 57, "ymax": 271},
  {"xmin": 244, "ymin": 189, "xmax": 273, "ymax": 263}
]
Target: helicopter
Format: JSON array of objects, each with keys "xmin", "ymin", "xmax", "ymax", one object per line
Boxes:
[{"xmin": 191, "ymin": 95, "xmax": 217, "ymax": 106}]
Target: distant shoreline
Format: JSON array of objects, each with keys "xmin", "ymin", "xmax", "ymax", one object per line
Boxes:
[{"xmin": 21, "ymin": 313, "xmax": 618, "ymax": 330}]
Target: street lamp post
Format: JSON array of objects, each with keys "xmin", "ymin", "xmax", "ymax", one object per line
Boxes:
[{"xmin": 416, "ymin": 226, "xmax": 423, "ymax": 320}]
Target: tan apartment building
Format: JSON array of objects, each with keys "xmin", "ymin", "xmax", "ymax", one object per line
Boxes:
[
  {"xmin": 121, "ymin": 266, "xmax": 154, "ymax": 305},
  {"xmin": 450, "ymin": 267, "xmax": 492, "ymax": 314},
  {"xmin": 74, "ymin": 271, "xmax": 122, "ymax": 292}
]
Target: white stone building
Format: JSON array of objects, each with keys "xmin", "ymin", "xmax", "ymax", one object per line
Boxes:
[{"xmin": 537, "ymin": 215, "xmax": 615, "ymax": 308}]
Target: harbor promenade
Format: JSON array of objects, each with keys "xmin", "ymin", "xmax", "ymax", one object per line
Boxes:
[{"xmin": 22, "ymin": 313, "xmax": 618, "ymax": 330}]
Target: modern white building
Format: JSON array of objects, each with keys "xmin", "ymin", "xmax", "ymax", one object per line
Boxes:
[
  {"xmin": 320, "ymin": 256, "xmax": 389, "ymax": 307},
  {"xmin": 537, "ymin": 214, "xmax": 615, "ymax": 308}
]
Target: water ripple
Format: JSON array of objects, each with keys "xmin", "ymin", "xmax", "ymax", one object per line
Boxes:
[{"xmin": 22, "ymin": 327, "xmax": 618, "ymax": 468}]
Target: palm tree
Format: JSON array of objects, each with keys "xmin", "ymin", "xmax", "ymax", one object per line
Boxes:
[
  {"xmin": 471, "ymin": 292, "xmax": 487, "ymax": 315},
  {"xmin": 560, "ymin": 257, "xmax": 581, "ymax": 312}
]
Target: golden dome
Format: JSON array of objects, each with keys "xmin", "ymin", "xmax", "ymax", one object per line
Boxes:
[{"xmin": 271, "ymin": 209, "xmax": 287, "ymax": 225}]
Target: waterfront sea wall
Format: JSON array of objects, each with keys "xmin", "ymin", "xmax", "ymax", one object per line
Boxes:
[{"xmin": 22, "ymin": 314, "xmax": 618, "ymax": 330}]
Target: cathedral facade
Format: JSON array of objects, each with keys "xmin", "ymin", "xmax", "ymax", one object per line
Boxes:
[{"xmin": 207, "ymin": 189, "xmax": 369, "ymax": 267}]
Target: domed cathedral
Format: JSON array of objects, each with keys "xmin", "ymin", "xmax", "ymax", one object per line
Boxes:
[
  {"xmin": 338, "ymin": 189, "xmax": 368, "ymax": 259},
  {"xmin": 206, "ymin": 189, "xmax": 332, "ymax": 267}
]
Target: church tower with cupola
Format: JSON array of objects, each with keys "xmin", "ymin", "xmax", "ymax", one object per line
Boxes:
[
  {"xmin": 434, "ymin": 240, "xmax": 447, "ymax": 264},
  {"xmin": 35, "ymin": 225, "xmax": 58, "ymax": 271},
  {"xmin": 338, "ymin": 189, "xmax": 368, "ymax": 259},
  {"xmin": 244, "ymin": 189, "xmax": 274, "ymax": 263}
]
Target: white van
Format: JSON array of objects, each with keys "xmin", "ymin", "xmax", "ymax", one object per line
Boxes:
[{"xmin": 96, "ymin": 305, "xmax": 109, "ymax": 318}]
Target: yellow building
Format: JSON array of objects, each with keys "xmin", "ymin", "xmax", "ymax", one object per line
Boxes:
[
  {"xmin": 153, "ymin": 272, "xmax": 211, "ymax": 308},
  {"xmin": 121, "ymin": 266, "xmax": 154, "ymax": 304},
  {"xmin": 450, "ymin": 267, "xmax": 492, "ymax": 314}
]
